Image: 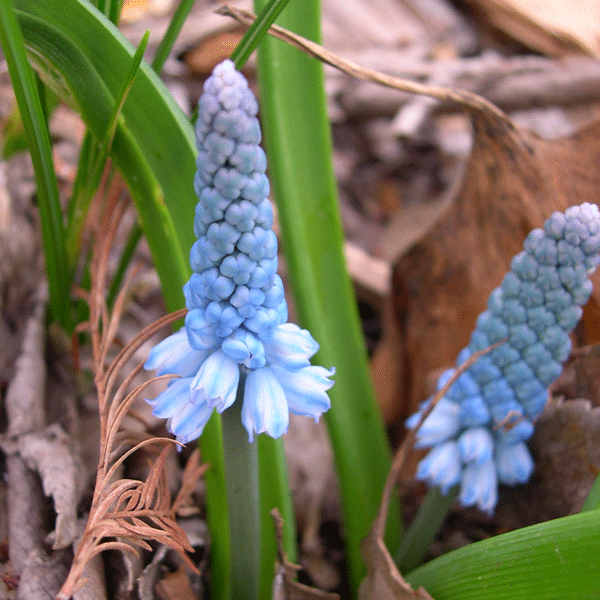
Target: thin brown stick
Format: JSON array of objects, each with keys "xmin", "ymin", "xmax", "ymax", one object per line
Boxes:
[
  {"xmin": 216, "ymin": 5, "xmax": 519, "ymax": 134},
  {"xmin": 373, "ymin": 339, "xmax": 506, "ymax": 540}
]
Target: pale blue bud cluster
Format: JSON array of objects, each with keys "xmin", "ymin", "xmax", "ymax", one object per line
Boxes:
[
  {"xmin": 407, "ymin": 203, "xmax": 600, "ymax": 513},
  {"xmin": 145, "ymin": 60, "xmax": 334, "ymax": 443}
]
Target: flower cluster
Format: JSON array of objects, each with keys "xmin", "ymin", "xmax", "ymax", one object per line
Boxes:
[
  {"xmin": 145, "ymin": 60, "xmax": 334, "ymax": 443},
  {"xmin": 406, "ymin": 203, "xmax": 600, "ymax": 513}
]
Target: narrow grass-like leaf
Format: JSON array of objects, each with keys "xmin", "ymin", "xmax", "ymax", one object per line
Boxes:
[
  {"xmin": 201, "ymin": 413, "xmax": 230, "ymax": 600},
  {"xmin": 0, "ymin": 0, "xmax": 72, "ymax": 330},
  {"xmin": 150, "ymin": 0, "xmax": 196, "ymax": 75},
  {"xmin": 66, "ymin": 29, "xmax": 150, "ymax": 264},
  {"xmin": 253, "ymin": 0, "xmax": 401, "ymax": 589},
  {"xmin": 230, "ymin": 0, "xmax": 291, "ymax": 70},
  {"xmin": 108, "ymin": 0, "xmax": 123, "ymax": 24},
  {"xmin": 15, "ymin": 0, "xmax": 194, "ymax": 309},
  {"xmin": 1, "ymin": 101, "xmax": 29, "ymax": 158},
  {"xmin": 405, "ymin": 511, "xmax": 600, "ymax": 599},
  {"xmin": 106, "ymin": 222, "xmax": 142, "ymax": 309}
]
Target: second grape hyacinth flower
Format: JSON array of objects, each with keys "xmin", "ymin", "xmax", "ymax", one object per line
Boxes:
[
  {"xmin": 145, "ymin": 60, "xmax": 334, "ymax": 443},
  {"xmin": 407, "ymin": 203, "xmax": 600, "ymax": 514}
]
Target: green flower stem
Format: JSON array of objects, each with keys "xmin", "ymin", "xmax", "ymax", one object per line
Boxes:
[
  {"xmin": 221, "ymin": 373, "xmax": 260, "ymax": 600},
  {"xmin": 396, "ymin": 485, "xmax": 459, "ymax": 573}
]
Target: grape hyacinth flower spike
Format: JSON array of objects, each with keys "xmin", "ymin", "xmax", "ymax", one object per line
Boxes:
[
  {"xmin": 145, "ymin": 60, "xmax": 335, "ymax": 443},
  {"xmin": 406, "ymin": 203, "xmax": 600, "ymax": 514}
]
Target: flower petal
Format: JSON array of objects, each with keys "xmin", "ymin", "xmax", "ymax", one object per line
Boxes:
[
  {"xmin": 459, "ymin": 459, "xmax": 498, "ymax": 514},
  {"xmin": 407, "ymin": 397, "xmax": 461, "ymax": 449},
  {"xmin": 264, "ymin": 323, "xmax": 320, "ymax": 370},
  {"xmin": 144, "ymin": 328, "xmax": 211, "ymax": 377},
  {"xmin": 191, "ymin": 350, "xmax": 240, "ymax": 412},
  {"xmin": 458, "ymin": 427, "xmax": 494, "ymax": 465},
  {"xmin": 242, "ymin": 367, "xmax": 289, "ymax": 441},
  {"xmin": 167, "ymin": 396, "xmax": 214, "ymax": 443},
  {"xmin": 416, "ymin": 441, "xmax": 462, "ymax": 495},
  {"xmin": 270, "ymin": 364, "xmax": 334, "ymax": 420},
  {"xmin": 495, "ymin": 441, "xmax": 534, "ymax": 485},
  {"xmin": 148, "ymin": 377, "xmax": 193, "ymax": 419}
]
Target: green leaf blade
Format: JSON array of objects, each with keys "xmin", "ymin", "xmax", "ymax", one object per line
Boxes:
[
  {"xmin": 406, "ymin": 511, "xmax": 600, "ymax": 600},
  {"xmin": 253, "ymin": 0, "xmax": 401, "ymax": 589}
]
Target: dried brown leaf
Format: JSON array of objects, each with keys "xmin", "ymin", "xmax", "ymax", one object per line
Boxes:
[
  {"xmin": 358, "ymin": 533, "xmax": 433, "ymax": 600},
  {"xmin": 18, "ymin": 424, "xmax": 85, "ymax": 550},
  {"xmin": 461, "ymin": 0, "xmax": 600, "ymax": 57}
]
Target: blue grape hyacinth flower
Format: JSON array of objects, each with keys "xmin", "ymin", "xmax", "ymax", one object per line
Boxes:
[
  {"xmin": 145, "ymin": 60, "xmax": 334, "ymax": 443},
  {"xmin": 406, "ymin": 203, "xmax": 600, "ymax": 514}
]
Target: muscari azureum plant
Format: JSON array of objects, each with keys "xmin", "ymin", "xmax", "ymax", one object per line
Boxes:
[
  {"xmin": 144, "ymin": 58, "xmax": 335, "ymax": 600},
  {"xmin": 407, "ymin": 202, "xmax": 600, "ymax": 514},
  {"xmin": 144, "ymin": 59, "xmax": 335, "ymax": 443}
]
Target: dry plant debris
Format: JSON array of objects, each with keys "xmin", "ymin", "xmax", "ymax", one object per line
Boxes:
[
  {"xmin": 57, "ymin": 181, "xmax": 205, "ymax": 599},
  {"xmin": 358, "ymin": 345, "xmax": 499, "ymax": 600},
  {"xmin": 271, "ymin": 509, "xmax": 340, "ymax": 600}
]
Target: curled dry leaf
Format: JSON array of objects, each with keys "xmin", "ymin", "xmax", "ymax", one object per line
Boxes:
[{"xmin": 18, "ymin": 424, "xmax": 85, "ymax": 550}]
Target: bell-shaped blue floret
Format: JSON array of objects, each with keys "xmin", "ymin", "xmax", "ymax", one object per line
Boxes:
[
  {"xmin": 407, "ymin": 397, "xmax": 461, "ymax": 449},
  {"xmin": 416, "ymin": 441, "xmax": 462, "ymax": 495},
  {"xmin": 459, "ymin": 460, "xmax": 498, "ymax": 515},
  {"xmin": 458, "ymin": 427, "xmax": 494, "ymax": 465},
  {"xmin": 495, "ymin": 442, "xmax": 534, "ymax": 485},
  {"xmin": 263, "ymin": 323, "xmax": 319, "ymax": 370},
  {"xmin": 191, "ymin": 349, "xmax": 240, "ymax": 413},
  {"xmin": 242, "ymin": 367, "xmax": 289, "ymax": 441},
  {"xmin": 269, "ymin": 364, "xmax": 334, "ymax": 421}
]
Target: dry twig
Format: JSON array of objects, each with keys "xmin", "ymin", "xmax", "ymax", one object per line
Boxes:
[{"xmin": 358, "ymin": 341, "xmax": 504, "ymax": 600}]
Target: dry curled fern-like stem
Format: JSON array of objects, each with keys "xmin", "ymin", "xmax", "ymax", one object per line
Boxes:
[{"xmin": 57, "ymin": 179, "xmax": 204, "ymax": 599}]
